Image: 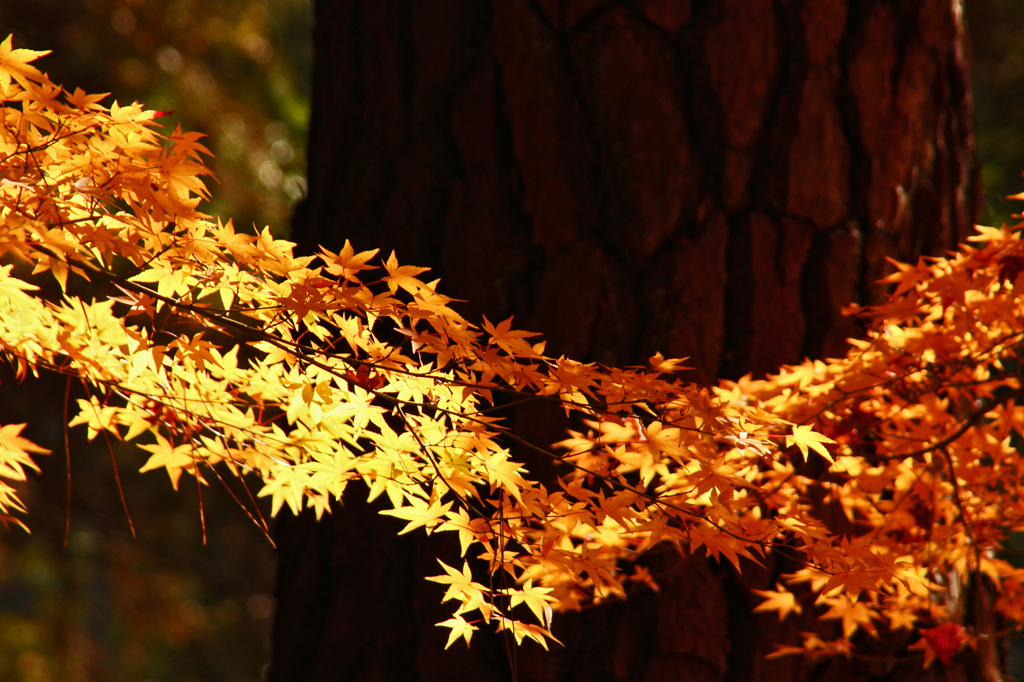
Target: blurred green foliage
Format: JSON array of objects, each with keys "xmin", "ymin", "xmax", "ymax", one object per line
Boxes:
[
  {"xmin": 2, "ymin": 0, "xmax": 312, "ymax": 235},
  {"xmin": 966, "ymin": 0, "xmax": 1024, "ymax": 225}
]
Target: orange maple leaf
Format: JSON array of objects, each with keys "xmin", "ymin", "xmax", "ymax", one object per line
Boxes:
[
  {"xmin": 0, "ymin": 35, "xmax": 50, "ymax": 91},
  {"xmin": 752, "ymin": 583, "xmax": 802, "ymax": 621}
]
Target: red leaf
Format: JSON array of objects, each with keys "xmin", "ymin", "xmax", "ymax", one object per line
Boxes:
[{"xmin": 919, "ymin": 622, "xmax": 965, "ymax": 666}]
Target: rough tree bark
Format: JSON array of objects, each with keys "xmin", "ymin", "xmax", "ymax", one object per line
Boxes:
[{"xmin": 271, "ymin": 1, "xmax": 982, "ymax": 680}]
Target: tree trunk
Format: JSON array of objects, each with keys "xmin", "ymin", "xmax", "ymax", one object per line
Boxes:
[{"xmin": 272, "ymin": 1, "xmax": 983, "ymax": 680}]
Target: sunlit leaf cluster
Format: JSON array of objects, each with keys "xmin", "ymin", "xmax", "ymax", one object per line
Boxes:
[
  {"xmin": 4, "ymin": 37, "xmax": 1024, "ymax": 666},
  {"xmin": 717, "ymin": 222, "xmax": 1024, "ymax": 662}
]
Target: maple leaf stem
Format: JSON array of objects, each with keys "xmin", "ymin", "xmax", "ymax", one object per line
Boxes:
[
  {"xmin": 937, "ymin": 444, "xmax": 976, "ymax": 557},
  {"xmin": 394, "ymin": 404, "xmax": 490, "ymax": 523},
  {"xmin": 63, "ymin": 375, "xmax": 72, "ymax": 547}
]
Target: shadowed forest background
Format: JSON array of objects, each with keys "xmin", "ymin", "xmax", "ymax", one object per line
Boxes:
[
  {"xmin": 1, "ymin": 3, "xmax": 310, "ymax": 680},
  {"xmin": 2, "ymin": 1, "xmax": 1024, "ymax": 680}
]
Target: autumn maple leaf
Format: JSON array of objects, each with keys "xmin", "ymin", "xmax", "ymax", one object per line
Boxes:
[
  {"xmin": 0, "ymin": 35, "xmax": 50, "ymax": 91},
  {"xmin": 911, "ymin": 622, "xmax": 967, "ymax": 667},
  {"xmin": 752, "ymin": 583, "xmax": 802, "ymax": 621},
  {"xmin": 383, "ymin": 251, "xmax": 431, "ymax": 294},
  {"xmin": 648, "ymin": 351, "xmax": 691, "ymax": 373},
  {"xmin": 785, "ymin": 424, "xmax": 836, "ymax": 463},
  {"xmin": 879, "ymin": 257, "xmax": 930, "ymax": 297}
]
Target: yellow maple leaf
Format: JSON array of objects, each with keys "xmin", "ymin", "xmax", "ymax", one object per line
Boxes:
[
  {"xmin": 138, "ymin": 434, "xmax": 196, "ymax": 490},
  {"xmin": 0, "ymin": 423, "xmax": 49, "ymax": 517},
  {"xmin": 380, "ymin": 497, "xmax": 452, "ymax": 535},
  {"xmin": 509, "ymin": 579, "xmax": 555, "ymax": 626},
  {"xmin": 435, "ymin": 614, "xmax": 477, "ymax": 649},
  {"xmin": 438, "ymin": 506, "xmax": 481, "ymax": 557},
  {"xmin": 785, "ymin": 424, "xmax": 836, "ymax": 463},
  {"xmin": 258, "ymin": 466, "xmax": 310, "ymax": 516}
]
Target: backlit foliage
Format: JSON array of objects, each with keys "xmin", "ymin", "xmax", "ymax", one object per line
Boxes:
[{"xmin": 3, "ymin": 37, "xmax": 1024, "ymax": 666}]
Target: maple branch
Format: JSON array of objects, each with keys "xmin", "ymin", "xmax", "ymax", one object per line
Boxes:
[{"xmin": 865, "ymin": 395, "xmax": 997, "ymax": 464}]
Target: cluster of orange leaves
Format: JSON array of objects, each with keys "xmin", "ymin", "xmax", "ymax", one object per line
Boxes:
[{"xmin": 2, "ymin": 36, "xmax": 1024, "ymax": 666}]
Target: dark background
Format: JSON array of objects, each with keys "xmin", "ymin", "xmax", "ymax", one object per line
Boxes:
[{"xmin": 0, "ymin": 1, "xmax": 1023, "ymax": 679}]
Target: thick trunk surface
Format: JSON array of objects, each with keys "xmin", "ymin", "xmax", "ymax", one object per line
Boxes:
[{"xmin": 273, "ymin": 1, "xmax": 984, "ymax": 680}]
